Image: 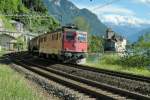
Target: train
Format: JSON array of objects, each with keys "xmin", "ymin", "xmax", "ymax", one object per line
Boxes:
[{"xmin": 28, "ymin": 25, "xmax": 88, "ymax": 63}]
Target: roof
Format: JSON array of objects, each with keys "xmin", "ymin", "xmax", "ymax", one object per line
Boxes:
[
  {"xmin": 0, "ymin": 33, "xmax": 16, "ymax": 40},
  {"xmin": 112, "ymin": 34, "xmax": 123, "ymax": 42},
  {"xmin": 106, "ymin": 28, "xmax": 113, "ymax": 32},
  {"xmin": 106, "ymin": 28, "xmax": 125, "ymax": 42}
]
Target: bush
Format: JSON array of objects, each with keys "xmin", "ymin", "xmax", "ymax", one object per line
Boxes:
[
  {"xmin": 99, "ymin": 53, "xmax": 120, "ymax": 65},
  {"xmin": 119, "ymin": 49, "xmax": 150, "ymax": 67},
  {"xmin": 98, "ymin": 50, "xmax": 150, "ymax": 67},
  {"xmin": 87, "ymin": 49, "xmax": 150, "ymax": 68}
]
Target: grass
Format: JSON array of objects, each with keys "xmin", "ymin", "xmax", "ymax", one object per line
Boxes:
[
  {"xmin": 85, "ymin": 63, "xmax": 150, "ymax": 77},
  {"xmin": 0, "ymin": 50, "xmax": 7, "ymax": 56},
  {"xmin": 0, "ymin": 64, "xmax": 47, "ymax": 100},
  {"xmin": 85, "ymin": 53, "xmax": 150, "ymax": 77}
]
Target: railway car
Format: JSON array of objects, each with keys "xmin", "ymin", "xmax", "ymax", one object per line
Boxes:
[{"xmin": 28, "ymin": 25, "xmax": 88, "ymax": 63}]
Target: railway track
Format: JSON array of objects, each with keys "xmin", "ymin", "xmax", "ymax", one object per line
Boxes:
[
  {"xmin": 20, "ymin": 52, "xmax": 150, "ymax": 84},
  {"xmin": 9, "ymin": 54, "xmax": 150, "ymax": 100},
  {"xmin": 34, "ymin": 55, "xmax": 150, "ymax": 83},
  {"xmin": 66, "ymin": 64, "xmax": 150, "ymax": 83}
]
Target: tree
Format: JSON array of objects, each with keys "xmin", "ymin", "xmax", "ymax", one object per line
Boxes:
[
  {"xmin": 22, "ymin": 0, "xmax": 47, "ymax": 13},
  {"xmin": 88, "ymin": 34, "xmax": 104, "ymax": 53},
  {"xmin": 0, "ymin": 0, "xmax": 60, "ymax": 33},
  {"xmin": 135, "ymin": 33, "xmax": 150, "ymax": 49},
  {"xmin": 73, "ymin": 16, "xmax": 91, "ymax": 33}
]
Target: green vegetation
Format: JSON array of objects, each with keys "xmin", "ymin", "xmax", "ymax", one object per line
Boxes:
[
  {"xmin": 0, "ymin": 50, "xmax": 7, "ymax": 56},
  {"xmin": 86, "ymin": 33, "xmax": 150, "ymax": 75},
  {"xmin": 86, "ymin": 62, "xmax": 150, "ymax": 76},
  {"xmin": 0, "ymin": 0, "xmax": 60, "ymax": 51},
  {"xmin": 22, "ymin": 0, "xmax": 47, "ymax": 13},
  {"xmin": 0, "ymin": 64, "xmax": 47, "ymax": 100},
  {"xmin": 15, "ymin": 36, "xmax": 26, "ymax": 51},
  {"xmin": 0, "ymin": 0, "xmax": 28, "ymax": 14},
  {"xmin": 86, "ymin": 32, "xmax": 150, "ymax": 74},
  {"xmin": 121, "ymin": 33, "xmax": 150, "ymax": 67},
  {"xmin": 0, "ymin": 0, "xmax": 60, "ymax": 32},
  {"xmin": 0, "ymin": 16, "xmax": 14, "ymax": 30},
  {"xmin": 86, "ymin": 53, "xmax": 150, "ymax": 76},
  {"xmin": 73, "ymin": 16, "xmax": 91, "ymax": 33},
  {"xmin": 88, "ymin": 35, "xmax": 104, "ymax": 53},
  {"xmin": 135, "ymin": 33, "xmax": 150, "ymax": 48}
]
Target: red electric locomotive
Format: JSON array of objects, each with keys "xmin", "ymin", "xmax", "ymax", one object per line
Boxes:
[{"xmin": 28, "ymin": 25, "xmax": 88, "ymax": 63}]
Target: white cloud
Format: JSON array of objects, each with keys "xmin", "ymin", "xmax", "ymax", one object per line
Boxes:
[
  {"xmin": 75, "ymin": 3, "xmax": 150, "ymax": 27},
  {"xmin": 134, "ymin": 0, "xmax": 150, "ymax": 5},
  {"xmin": 138, "ymin": 0, "xmax": 150, "ymax": 3},
  {"xmin": 92, "ymin": 5, "xmax": 135, "ymax": 16},
  {"xmin": 100, "ymin": 14, "xmax": 150, "ymax": 26},
  {"xmin": 76, "ymin": 4, "xmax": 135, "ymax": 16}
]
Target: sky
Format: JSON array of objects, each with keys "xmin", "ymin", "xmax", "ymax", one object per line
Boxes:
[{"xmin": 71, "ymin": 0, "xmax": 150, "ymax": 26}]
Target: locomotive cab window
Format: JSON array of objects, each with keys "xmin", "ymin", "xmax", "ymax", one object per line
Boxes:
[
  {"xmin": 78, "ymin": 33, "xmax": 86, "ymax": 42},
  {"xmin": 66, "ymin": 32, "xmax": 75, "ymax": 41}
]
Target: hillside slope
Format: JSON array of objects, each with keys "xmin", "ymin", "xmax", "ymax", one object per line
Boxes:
[
  {"xmin": 43, "ymin": 0, "xmax": 107, "ymax": 35},
  {"xmin": 0, "ymin": 0, "xmax": 59, "ymax": 32}
]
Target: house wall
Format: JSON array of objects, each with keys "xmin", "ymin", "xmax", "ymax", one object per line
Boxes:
[
  {"xmin": 105, "ymin": 28, "xmax": 127, "ymax": 53},
  {"xmin": 115, "ymin": 39, "xmax": 126, "ymax": 52},
  {"xmin": 0, "ymin": 34, "xmax": 16, "ymax": 50},
  {"xmin": 107, "ymin": 31, "xmax": 114, "ymax": 39},
  {"xmin": 11, "ymin": 20, "xmax": 24, "ymax": 32}
]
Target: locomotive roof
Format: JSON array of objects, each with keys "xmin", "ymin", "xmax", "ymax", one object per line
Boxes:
[{"xmin": 31, "ymin": 26, "xmax": 87, "ymax": 41}]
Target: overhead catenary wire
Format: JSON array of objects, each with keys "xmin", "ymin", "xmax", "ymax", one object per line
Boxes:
[
  {"xmin": 0, "ymin": 0, "xmax": 121, "ymax": 17},
  {"xmin": 0, "ymin": 0, "xmax": 121, "ymax": 30},
  {"xmin": 93, "ymin": 0, "xmax": 121, "ymax": 10}
]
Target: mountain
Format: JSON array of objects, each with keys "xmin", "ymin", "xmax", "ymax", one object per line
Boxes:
[
  {"xmin": 136, "ymin": 27, "xmax": 150, "ymax": 38},
  {"xmin": 43, "ymin": 0, "xmax": 107, "ymax": 35},
  {"xmin": 104, "ymin": 22, "xmax": 150, "ymax": 42}
]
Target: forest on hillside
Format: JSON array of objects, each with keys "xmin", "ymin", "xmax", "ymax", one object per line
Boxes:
[{"xmin": 0, "ymin": 0, "xmax": 59, "ymax": 32}]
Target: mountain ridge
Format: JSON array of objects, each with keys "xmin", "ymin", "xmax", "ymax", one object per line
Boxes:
[
  {"xmin": 43, "ymin": 0, "xmax": 107, "ymax": 35},
  {"xmin": 104, "ymin": 22, "xmax": 150, "ymax": 42}
]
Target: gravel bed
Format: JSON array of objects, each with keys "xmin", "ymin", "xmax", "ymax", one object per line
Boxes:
[
  {"xmin": 10, "ymin": 63, "xmax": 95, "ymax": 100},
  {"xmin": 29, "ymin": 55, "xmax": 150, "ymax": 97},
  {"xmin": 49, "ymin": 64, "xmax": 150, "ymax": 96},
  {"xmin": 14, "ymin": 53, "xmax": 150, "ymax": 96}
]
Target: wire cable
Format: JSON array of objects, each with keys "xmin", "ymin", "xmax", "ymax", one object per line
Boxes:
[{"xmin": 93, "ymin": 0, "xmax": 121, "ymax": 10}]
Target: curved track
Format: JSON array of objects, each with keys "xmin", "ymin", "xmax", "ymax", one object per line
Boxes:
[
  {"xmin": 24, "ymin": 52, "xmax": 150, "ymax": 83},
  {"xmin": 9, "ymin": 53, "xmax": 150, "ymax": 100}
]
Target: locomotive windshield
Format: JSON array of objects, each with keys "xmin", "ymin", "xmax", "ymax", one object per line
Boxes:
[
  {"xmin": 66, "ymin": 32, "xmax": 75, "ymax": 40},
  {"xmin": 78, "ymin": 33, "xmax": 86, "ymax": 42}
]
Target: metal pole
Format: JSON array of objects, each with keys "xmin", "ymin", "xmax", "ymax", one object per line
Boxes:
[{"xmin": 29, "ymin": 17, "xmax": 31, "ymax": 30}]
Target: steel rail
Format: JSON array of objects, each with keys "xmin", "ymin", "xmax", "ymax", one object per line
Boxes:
[
  {"xmin": 10, "ymin": 55, "xmax": 150, "ymax": 100},
  {"xmin": 11, "ymin": 59, "xmax": 117, "ymax": 99},
  {"xmin": 66, "ymin": 63, "xmax": 150, "ymax": 83}
]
